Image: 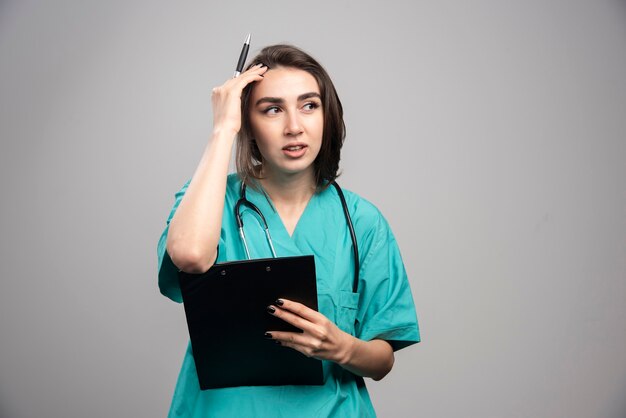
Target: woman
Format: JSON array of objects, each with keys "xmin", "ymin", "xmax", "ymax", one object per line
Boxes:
[{"xmin": 157, "ymin": 44, "xmax": 420, "ymax": 417}]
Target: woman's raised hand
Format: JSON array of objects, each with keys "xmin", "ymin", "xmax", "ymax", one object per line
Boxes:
[{"xmin": 211, "ymin": 63, "xmax": 267, "ymax": 137}]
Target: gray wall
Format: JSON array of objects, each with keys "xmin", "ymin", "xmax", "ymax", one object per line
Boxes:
[{"xmin": 1, "ymin": 1, "xmax": 625, "ymax": 417}]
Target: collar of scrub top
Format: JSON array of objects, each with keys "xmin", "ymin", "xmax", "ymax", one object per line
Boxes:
[{"xmin": 235, "ymin": 181, "xmax": 360, "ymax": 293}]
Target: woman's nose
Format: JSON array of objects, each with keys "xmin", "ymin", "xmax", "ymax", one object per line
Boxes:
[{"xmin": 283, "ymin": 112, "xmax": 304, "ymax": 136}]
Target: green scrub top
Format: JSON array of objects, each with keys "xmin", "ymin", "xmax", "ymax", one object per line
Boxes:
[{"xmin": 157, "ymin": 174, "xmax": 420, "ymax": 418}]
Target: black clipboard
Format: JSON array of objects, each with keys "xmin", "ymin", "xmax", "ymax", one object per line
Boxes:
[{"xmin": 178, "ymin": 255, "xmax": 324, "ymax": 390}]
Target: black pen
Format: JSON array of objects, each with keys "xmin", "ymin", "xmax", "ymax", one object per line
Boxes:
[{"xmin": 233, "ymin": 33, "xmax": 251, "ymax": 78}]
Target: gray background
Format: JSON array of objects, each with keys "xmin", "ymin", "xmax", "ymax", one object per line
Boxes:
[{"xmin": 1, "ymin": 0, "xmax": 625, "ymax": 417}]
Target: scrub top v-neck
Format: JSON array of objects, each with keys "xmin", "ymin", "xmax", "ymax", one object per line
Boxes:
[
  {"xmin": 245, "ymin": 184, "xmax": 316, "ymax": 240},
  {"xmin": 157, "ymin": 173, "xmax": 420, "ymax": 418},
  {"xmin": 239, "ymin": 183, "xmax": 318, "ymax": 257}
]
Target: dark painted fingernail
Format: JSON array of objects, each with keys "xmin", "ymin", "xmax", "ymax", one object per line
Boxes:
[
  {"xmin": 266, "ymin": 306, "xmax": 275, "ymax": 314},
  {"xmin": 264, "ymin": 332, "xmax": 273, "ymax": 339},
  {"xmin": 275, "ymin": 299, "xmax": 284, "ymax": 306}
]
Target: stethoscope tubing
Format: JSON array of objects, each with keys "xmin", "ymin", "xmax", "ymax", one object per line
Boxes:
[
  {"xmin": 234, "ymin": 195, "xmax": 277, "ymax": 259},
  {"xmin": 235, "ymin": 181, "xmax": 360, "ymax": 293}
]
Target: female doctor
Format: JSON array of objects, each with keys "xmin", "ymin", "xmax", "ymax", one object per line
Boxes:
[{"xmin": 157, "ymin": 44, "xmax": 420, "ymax": 417}]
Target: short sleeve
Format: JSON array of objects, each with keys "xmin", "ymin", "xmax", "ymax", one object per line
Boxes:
[
  {"xmin": 157, "ymin": 180, "xmax": 191, "ymax": 303},
  {"xmin": 355, "ymin": 215, "xmax": 420, "ymax": 351}
]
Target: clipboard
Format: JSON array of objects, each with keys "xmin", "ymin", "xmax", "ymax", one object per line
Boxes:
[{"xmin": 178, "ymin": 255, "xmax": 324, "ymax": 390}]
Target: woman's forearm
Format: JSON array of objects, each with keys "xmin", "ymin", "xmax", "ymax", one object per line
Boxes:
[
  {"xmin": 166, "ymin": 65, "xmax": 267, "ymax": 273},
  {"xmin": 166, "ymin": 130, "xmax": 235, "ymax": 273},
  {"xmin": 339, "ymin": 337, "xmax": 395, "ymax": 381}
]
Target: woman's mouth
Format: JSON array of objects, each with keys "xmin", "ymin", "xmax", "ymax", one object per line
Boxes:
[{"xmin": 282, "ymin": 144, "xmax": 308, "ymax": 158}]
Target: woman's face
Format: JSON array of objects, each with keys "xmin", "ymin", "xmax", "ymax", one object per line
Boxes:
[{"xmin": 248, "ymin": 66, "xmax": 323, "ymax": 180}]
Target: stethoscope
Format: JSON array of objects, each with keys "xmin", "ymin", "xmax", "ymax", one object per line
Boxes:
[{"xmin": 235, "ymin": 181, "xmax": 360, "ymax": 293}]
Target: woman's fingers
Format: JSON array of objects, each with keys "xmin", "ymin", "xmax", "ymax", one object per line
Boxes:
[
  {"xmin": 272, "ymin": 298, "xmax": 325, "ymax": 323},
  {"xmin": 265, "ymin": 298, "xmax": 357, "ymax": 363},
  {"xmin": 210, "ymin": 64, "xmax": 267, "ymax": 134},
  {"xmin": 222, "ymin": 63, "xmax": 267, "ymax": 90},
  {"xmin": 212, "ymin": 64, "xmax": 266, "ymax": 98},
  {"xmin": 267, "ymin": 331, "xmax": 322, "ymax": 358},
  {"xmin": 266, "ymin": 298, "xmax": 352, "ymax": 362},
  {"xmin": 267, "ymin": 330, "xmax": 315, "ymax": 348},
  {"xmin": 267, "ymin": 303, "xmax": 320, "ymax": 334},
  {"xmin": 241, "ymin": 62, "xmax": 268, "ymax": 77}
]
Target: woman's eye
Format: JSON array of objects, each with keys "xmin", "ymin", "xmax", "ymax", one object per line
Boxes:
[
  {"xmin": 302, "ymin": 102, "xmax": 320, "ymax": 112},
  {"xmin": 263, "ymin": 106, "xmax": 281, "ymax": 115}
]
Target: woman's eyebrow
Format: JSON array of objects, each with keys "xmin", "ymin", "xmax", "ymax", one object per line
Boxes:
[
  {"xmin": 255, "ymin": 92, "xmax": 321, "ymax": 106},
  {"xmin": 298, "ymin": 92, "xmax": 321, "ymax": 101}
]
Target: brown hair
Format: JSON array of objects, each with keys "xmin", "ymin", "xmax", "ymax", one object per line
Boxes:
[{"xmin": 236, "ymin": 44, "xmax": 346, "ymax": 189}]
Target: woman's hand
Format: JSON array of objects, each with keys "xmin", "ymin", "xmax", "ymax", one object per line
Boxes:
[
  {"xmin": 265, "ymin": 298, "xmax": 395, "ymax": 380},
  {"xmin": 211, "ymin": 63, "xmax": 267, "ymax": 137},
  {"xmin": 265, "ymin": 298, "xmax": 355, "ymax": 364}
]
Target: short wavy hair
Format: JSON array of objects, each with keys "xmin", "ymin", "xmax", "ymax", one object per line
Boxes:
[{"xmin": 236, "ymin": 44, "xmax": 346, "ymax": 189}]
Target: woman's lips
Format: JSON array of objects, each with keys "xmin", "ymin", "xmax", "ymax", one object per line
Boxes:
[{"xmin": 282, "ymin": 144, "xmax": 308, "ymax": 158}]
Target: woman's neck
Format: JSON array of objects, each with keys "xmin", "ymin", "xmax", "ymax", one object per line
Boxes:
[
  {"xmin": 259, "ymin": 168, "xmax": 316, "ymax": 207},
  {"xmin": 257, "ymin": 167, "xmax": 316, "ymax": 236}
]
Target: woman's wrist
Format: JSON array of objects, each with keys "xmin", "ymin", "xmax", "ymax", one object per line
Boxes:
[
  {"xmin": 337, "ymin": 333, "xmax": 358, "ymax": 366},
  {"xmin": 211, "ymin": 125, "xmax": 238, "ymax": 141},
  {"xmin": 336, "ymin": 336, "xmax": 394, "ymax": 380}
]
